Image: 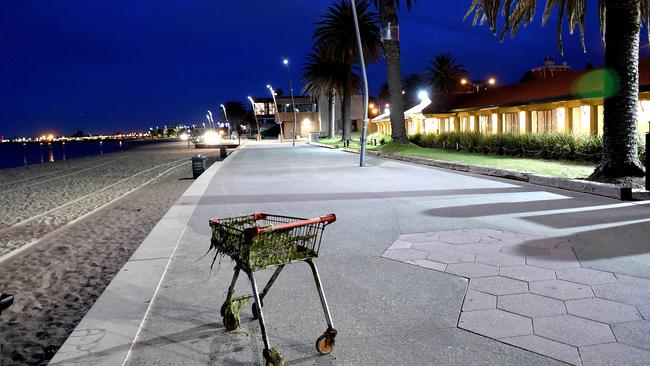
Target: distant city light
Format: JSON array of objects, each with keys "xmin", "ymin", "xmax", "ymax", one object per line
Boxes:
[
  {"xmin": 180, "ymin": 132, "xmax": 189, "ymax": 141},
  {"xmin": 488, "ymin": 77, "xmax": 496, "ymax": 85},
  {"xmin": 460, "ymin": 78, "xmax": 468, "ymax": 85},
  {"xmin": 202, "ymin": 130, "xmax": 221, "ymax": 145}
]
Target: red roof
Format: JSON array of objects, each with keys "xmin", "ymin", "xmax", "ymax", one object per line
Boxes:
[{"xmin": 423, "ymin": 57, "xmax": 650, "ymax": 114}]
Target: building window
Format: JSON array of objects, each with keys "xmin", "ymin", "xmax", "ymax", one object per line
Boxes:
[
  {"xmin": 504, "ymin": 112, "xmax": 519, "ymax": 134},
  {"xmin": 536, "ymin": 110, "xmax": 557, "ymax": 133},
  {"xmin": 479, "ymin": 115, "xmax": 493, "ymax": 134}
]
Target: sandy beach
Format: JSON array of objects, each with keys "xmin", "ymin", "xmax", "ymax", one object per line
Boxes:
[{"xmin": 0, "ymin": 141, "xmax": 223, "ymax": 365}]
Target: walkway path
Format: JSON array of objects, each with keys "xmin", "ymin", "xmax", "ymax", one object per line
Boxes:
[{"xmin": 53, "ymin": 143, "xmax": 650, "ymax": 365}]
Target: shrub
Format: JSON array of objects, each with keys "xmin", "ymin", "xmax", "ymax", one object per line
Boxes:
[{"xmin": 368, "ymin": 132, "xmax": 392, "ymax": 145}]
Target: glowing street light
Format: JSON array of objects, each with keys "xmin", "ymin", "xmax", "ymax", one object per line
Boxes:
[
  {"xmin": 247, "ymin": 96, "xmax": 261, "ymax": 141},
  {"xmin": 460, "ymin": 77, "xmax": 497, "ymax": 92},
  {"xmin": 267, "ymin": 84, "xmax": 284, "ymax": 141},
  {"xmin": 282, "ymin": 58, "xmax": 298, "ymax": 146},
  {"xmin": 417, "ymin": 90, "xmax": 430, "ymax": 102}
]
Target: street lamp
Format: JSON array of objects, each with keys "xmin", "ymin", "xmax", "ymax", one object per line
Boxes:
[
  {"xmin": 351, "ymin": 0, "xmax": 369, "ymax": 167},
  {"xmin": 220, "ymin": 104, "xmax": 230, "ymax": 138},
  {"xmin": 267, "ymin": 84, "xmax": 284, "ymax": 141},
  {"xmin": 460, "ymin": 77, "xmax": 497, "ymax": 92},
  {"xmin": 247, "ymin": 96, "xmax": 261, "ymax": 141},
  {"xmin": 283, "ymin": 58, "xmax": 298, "ymax": 146}
]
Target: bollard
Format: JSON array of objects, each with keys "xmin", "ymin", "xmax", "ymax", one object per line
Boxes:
[{"xmin": 191, "ymin": 154, "xmax": 207, "ymax": 179}]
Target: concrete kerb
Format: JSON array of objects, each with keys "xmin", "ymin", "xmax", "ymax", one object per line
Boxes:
[
  {"xmin": 329, "ymin": 146, "xmax": 634, "ymax": 201},
  {"xmin": 49, "ymin": 148, "xmax": 242, "ymax": 366}
]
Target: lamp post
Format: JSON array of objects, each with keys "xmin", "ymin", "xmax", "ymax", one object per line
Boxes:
[
  {"xmin": 460, "ymin": 77, "xmax": 496, "ymax": 92},
  {"xmin": 220, "ymin": 104, "xmax": 230, "ymax": 138},
  {"xmin": 351, "ymin": 0, "xmax": 369, "ymax": 167},
  {"xmin": 646, "ymin": 122, "xmax": 649, "ymax": 190},
  {"xmin": 247, "ymin": 96, "xmax": 261, "ymax": 141},
  {"xmin": 283, "ymin": 58, "xmax": 298, "ymax": 146},
  {"xmin": 267, "ymin": 84, "xmax": 284, "ymax": 142}
]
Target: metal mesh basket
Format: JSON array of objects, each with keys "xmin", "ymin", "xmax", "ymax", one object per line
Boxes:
[{"xmin": 209, "ymin": 213, "xmax": 336, "ymax": 271}]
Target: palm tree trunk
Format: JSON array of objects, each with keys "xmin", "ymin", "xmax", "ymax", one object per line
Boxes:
[
  {"xmin": 589, "ymin": 0, "xmax": 645, "ymax": 186},
  {"xmin": 330, "ymin": 90, "xmax": 336, "ymax": 139},
  {"xmin": 378, "ymin": 0, "xmax": 408, "ymax": 144}
]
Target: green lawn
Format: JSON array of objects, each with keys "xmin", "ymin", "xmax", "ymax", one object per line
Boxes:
[
  {"xmin": 377, "ymin": 143, "xmax": 595, "ymax": 178},
  {"xmin": 318, "ymin": 136, "xmax": 596, "ymax": 178}
]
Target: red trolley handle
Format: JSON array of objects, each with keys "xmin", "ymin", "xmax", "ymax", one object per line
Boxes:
[{"xmin": 246, "ymin": 213, "xmax": 336, "ymax": 238}]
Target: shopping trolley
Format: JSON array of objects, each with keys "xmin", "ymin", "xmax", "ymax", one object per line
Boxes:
[{"xmin": 208, "ymin": 213, "xmax": 337, "ymax": 366}]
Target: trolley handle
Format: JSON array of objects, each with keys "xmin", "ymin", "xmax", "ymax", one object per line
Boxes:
[{"xmin": 246, "ymin": 214, "xmax": 336, "ymax": 238}]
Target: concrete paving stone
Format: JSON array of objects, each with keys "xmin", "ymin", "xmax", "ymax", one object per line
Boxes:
[
  {"xmin": 381, "ymin": 248, "xmax": 428, "ymax": 262},
  {"xmin": 530, "ymin": 280, "xmax": 594, "ymax": 300},
  {"xmin": 497, "ymin": 293, "xmax": 566, "ymax": 318},
  {"xmin": 455, "ymin": 242, "xmax": 503, "ymax": 254},
  {"xmin": 556, "ymin": 267, "xmax": 617, "ymax": 286},
  {"xmin": 458, "ymin": 309, "xmax": 532, "ymax": 339},
  {"xmin": 469, "ymin": 276, "xmax": 529, "ymax": 296},
  {"xmin": 526, "ymin": 251, "xmax": 582, "ymax": 270},
  {"xmin": 438, "ymin": 233, "xmax": 483, "ymax": 245},
  {"xmin": 637, "ymin": 304, "xmax": 650, "ymax": 319},
  {"xmin": 412, "ymin": 259, "xmax": 447, "ymax": 272},
  {"xmin": 534, "ymin": 315, "xmax": 615, "ymax": 347},
  {"xmin": 398, "ymin": 232, "xmax": 442, "ymax": 242},
  {"xmin": 476, "ymin": 252, "xmax": 526, "ymax": 267},
  {"xmin": 387, "ymin": 239, "xmax": 413, "ymax": 250},
  {"xmin": 592, "ymin": 283, "xmax": 650, "ymax": 306},
  {"xmin": 462, "ymin": 289, "xmax": 497, "ymax": 311},
  {"xmin": 615, "ymin": 273, "xmax": 650, "ymax": 288},
  {"xmin": 426, "ymin": 248, "xmax": 475, "ymax": 264},
  {"xmin": 579, "ymin": 343, "xmax": 650, "ymax": 366},
  {"xmin": 611, "ymin": 320, "xmax": 650, "ymax": 350},
  {"xmin": 566, "ymin": 298, "xmax": 642, "ymax": 324},
  {"xmin": 445, "ymin": 262, "xmax": 499, "ymax": 278},
  {"xmin": 470, "ymin": 228, "xmax": 504, "ymax": 239},
  {"xmin": 500, "ymin": 265, "xmax": 556, "ymax": 282},
  {"xmin": 500, "ymin": 245, "xmax": 552, "ymax": 257},
  {"xmin": 411, "ymin": 241, "xmax": 455, "ymax": 253},
  {"xmin": 499, "ymin": 335, "xmax": 581, "ymax": 366}
]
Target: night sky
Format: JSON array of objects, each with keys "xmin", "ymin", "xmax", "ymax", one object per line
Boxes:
[{"xmin": 0, "ymin": 0, "xmax": 616, "ymax": 137}]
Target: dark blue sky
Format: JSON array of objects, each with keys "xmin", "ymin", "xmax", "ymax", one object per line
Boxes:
[{"xmin": 0, "ymin": 0, "xmax": 610, "ymax": 136}]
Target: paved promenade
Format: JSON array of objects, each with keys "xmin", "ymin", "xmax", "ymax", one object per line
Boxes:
[{"xmin": 52, "ymin": 142, "xmax": 650, "ymax": 365}]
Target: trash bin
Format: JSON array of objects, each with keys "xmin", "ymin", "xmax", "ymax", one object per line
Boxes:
[
  {"xmin": 309, "ymin": 131, "xmax": 320, "ymax": 144},
  {"xmin": 192, "ymin": 154, "xmax": 207, "ymax": 179}
]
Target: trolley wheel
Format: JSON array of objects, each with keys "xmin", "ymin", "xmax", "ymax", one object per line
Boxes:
[
  {"xmin": 315, "ymin": 334, "xmax": 335, "ymax": 355},
  {"xmin": 223, "ymin": 310, "xmax": 239, "ymax": 331}
]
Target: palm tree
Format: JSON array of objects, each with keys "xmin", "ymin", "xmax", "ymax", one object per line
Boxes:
[
  {"xmin": 426, "ymin": 53, "xmax": 467, "ymax": 95},
  {"xmin": 379, "ymin": 82, "xmax": 390, "ymax": 106},
  {"xmin": 301, "ymin": 49, "xmax": 360, "ymax": 138},
  {"xmin": 402, "ymin": 73, "xmax": 430, "ymax": 106},
  {"xmin": 466, "ymin": 0, "xmax": 646, "ymax": 186},
  {"xmin": 371, "ymin": 0, "xmax": 416, "ymax": 144},
  {"xmin": 315, "ymin": 0, "xmax": 381, "ymax": 141}
]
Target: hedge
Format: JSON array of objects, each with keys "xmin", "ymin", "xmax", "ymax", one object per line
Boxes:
[{"xmin": 409, "ymin": 131, "xmax": 647, "ymax": 165}]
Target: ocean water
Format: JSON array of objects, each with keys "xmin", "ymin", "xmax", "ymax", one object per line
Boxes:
[{"xmin": 0, "ymin": 140, "xmax": 153, "ymax": 170}]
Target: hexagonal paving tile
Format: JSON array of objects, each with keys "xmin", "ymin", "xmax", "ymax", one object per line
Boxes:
[
  {"xmin": 611, "ymin": 320, "xmax": 650, "ymax": 350},
  {"xmin": 500, "ymin": 244, "xmax": 552, "ymax": 257},
  {"xmin": 525, "ymin": 251, "xmax": 581, "ymax": 270},
  {"xmin": 475, "ymin": 252, "xmax": 525, "ymax": 267},
  {"xmin": 471, "ymin": 228, "xmax": 504, "ymax": 239},
  {"xmin": 637, "ymin": 304, "xmax": 650, "ymax": 320},
  {"xmin": 455, "ymin": 242, "xmax": 502, "ymax": 254},
  {"xmin": 426, "ymin": 249, "xmax": 475, "ymax": 264},
  {"xmin": 411, "ymin": 259, "xmax": 447, "ymax": 272},
  {"xmin": 438, "ymin": 233, "xmax": 483, "ymax": 245},
  {"xmin": 459, "ymin": 309, "xmax": 532, "ymax": 339},
  {"xmin": 500, "ymin": 265, "xmax": 556, "ymax": 282},
  {"xmin": 615, "ymin": 273, "xmax": 650, "ymax": 288},
  {"xmin": 411, "ymin": 241, "xmax": 455, "ymax": 253},
  {"xmin": 566, "ymin": 298, "xmax": 642, "ymax": 324},
  {"xmin": 469, "ymin": 276, "xmax": 528, "ymax": 296},
  {"xmin": 398, "ymin": 232, "xmax": 442, "ymax": 242},
  {"xmin": 497, "ymin": 293, "xmax": 566, "ymax": 318},
  {"xmin": 445, "ymin": 262, "xmax": 499, "ymax": 278},
  {"xmin": 530, "ymin": 279, "xmax": 593, "ymax": 300},
  {"xmin": 556, "ymin": 267, "xmax": 617, "ymax": 286},
  {"xmin": 386, "ymin": 239, "xmax": 413, "ymax": 250},
  {"xmin": 500, "ymin": 335, "xmax": 580, "ymax": 366},
  {"xmin": 534, "ymin": 315, "xmax": 615, "ymax": 347},
  {"xmin": 462, "ymin": 289, "xmax": 496, "ymax": 311},
  {"xmin": 381, "ymin": 248, "xmax": 428, "ymax": 262},
  {"xmin": 580, "ymin": 343, "xmax": 650, "ymax": 366},
  {"xmin": 592, "ymin": 283, "xmax": 650, "ymax": 305}
]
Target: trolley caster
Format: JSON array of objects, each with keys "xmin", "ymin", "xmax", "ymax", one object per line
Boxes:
[
  {"xmin": 263, "ymin": 347, "xmax": 284, "ymax": 366},
  {"xmin": 315, "ymin": 328, "xmax": 337, "ymax": 355},
  {"xmin": 223, "ymin": 308, "xmax": 239, "ymax": 331}
]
